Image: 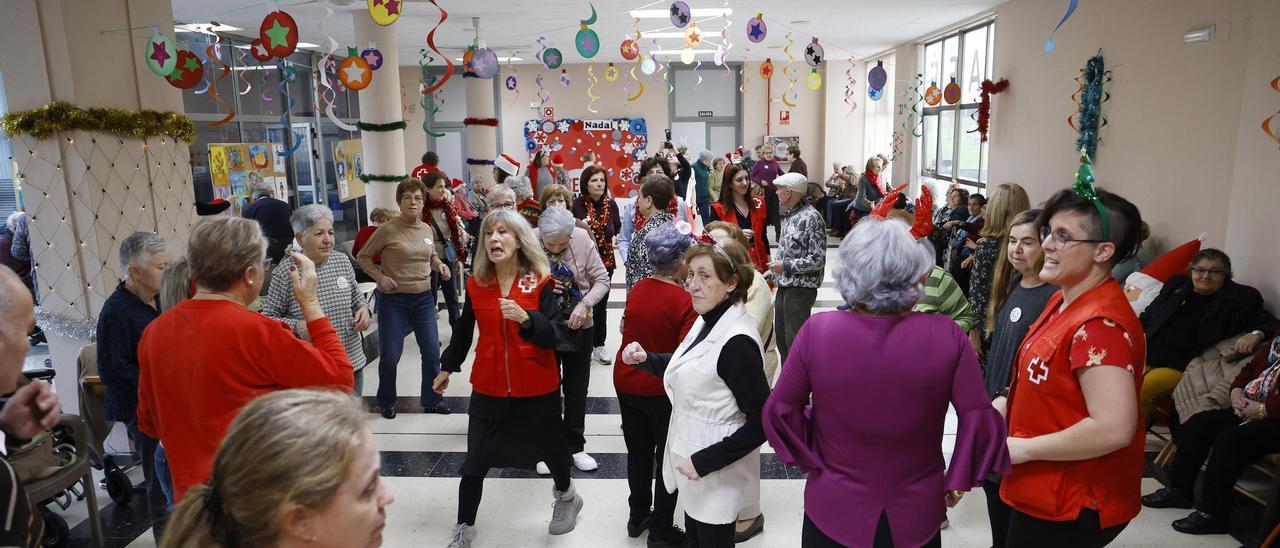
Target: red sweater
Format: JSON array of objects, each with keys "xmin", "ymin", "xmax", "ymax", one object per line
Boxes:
[
  {"xmin": 352, "ymin": 225, "xmax": 378, "ymax": 261},
  {"xmin": 614, "ymin": 278, "xmax": 697, "ymax": 396},
  {"xmin": 136, "ymin": 299, "xmax": 354, "ymax": 501}
]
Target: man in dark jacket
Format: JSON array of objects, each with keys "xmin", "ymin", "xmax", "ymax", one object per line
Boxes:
[
  {"xmin": 242, "ymin": 183, "xmax": 294, "ymax": 264},
  {"xmin": 1138, "ymin": 248, "xmax": 1279, "ymax": 415}
]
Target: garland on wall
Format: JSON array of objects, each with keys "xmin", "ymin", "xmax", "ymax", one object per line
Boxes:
[
  {"xmin": 974, "ymin": 78, "xmax": 1010, "ymax": 142},
  {"xmin": 356, "ymin": 120, "xmax": 408, "ymax": 132},
  {"xmin": 463, "ymin": 117, "xmax": 499, "ymax": 126},
  {"xmin": 1, "ymin": 101, "xmax": 195, "ymax": 143},
  {"xmin": 466, "ymin": 158, "xmax": 496, "ymax": 166},
  {"xmin": 359, "ymin": 173, "xmax": 410, "ymax": 183}
]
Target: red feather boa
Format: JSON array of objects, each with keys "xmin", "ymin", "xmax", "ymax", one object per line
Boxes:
[{"xmin": 976, "ymin": 79, "xmax": 1010, "ymax": 143}]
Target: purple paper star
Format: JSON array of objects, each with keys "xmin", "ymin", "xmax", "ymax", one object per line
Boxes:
[
  {"xmin": 384, "ymin": 0, "xmax": 400, "ymax": 15},
  {"xmin": 363, "ymin": 50, "xmax": 382, "ymax": 66},
  {"xmin": 150, "ymin": 42, "xmax": 171, "ymax": 65},
  {"xmin": 545, "ymin": 52, "xmax": 560, "ymax": 65},
  {"xmin": 582, "ymin": 35, "xmax": 597, "ymax": 51}
]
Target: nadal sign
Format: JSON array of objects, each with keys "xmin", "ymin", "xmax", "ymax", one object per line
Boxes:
[{"xmin": 582, "ymin": 120, "xmax": 618, "ymax": 131}]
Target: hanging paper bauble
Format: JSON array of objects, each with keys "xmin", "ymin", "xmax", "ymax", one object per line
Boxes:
[
  {"xmin": 604, "ymin": 63, "xmax": 620, "ymax": 82},
  {"xmin": 868, "ymin": 86, "xmax": 884, "ymax": 101},
  {"xmin": 259, "ymin": 11, "xmax": 300, "ymax": 59},
  {"xmin": 641, "ymin": 57, "xmax": 657, "ymax": 75},
  {"xmin": 576, "ymin": 28, "xmax": 600, "ymax": 58},
  {"xmin": 943, "ymin": 77, "xmax": 961, "ymax": 104},
  {"xmin": 145, "ymin": 32, "xmax": 178, "ymax": 77},
  {"xmin": 560, "ymin": 69, "xmax": 571, "ymax": 86},
  {"xmin": 249, "ymin": 39, "xmax": 272, "ymax": 63},
  {"xmin": 339, "ymin": 54, "xmax": 373, "ymax": 90},
  {"xmin": 166, "ymin": 49, "xmax": 204, "ymax": 89},
  {"xmin": 867, "ymin": 60, "xmax": 887, "ymax": 91},
  {"xmin": 367, "ymin": 0, "xmax": 402, "ymax": 26},
  {"xmin": 620, "ymin": 39, "xmax": 639, "ymax": 61},
  {"xmin": 505, "ymin": 75, "xmax": 518, "ymax": 91},
  {"xmin": 685, "ymin": 24, "xmax": 703, "ymax": 48},
  {"xmin": 759, "ymin": 58, "xmax": 775, "ymax": 80},
  {"xmin": 806, "ymin": 68, "xmax": 822, "ymax": 90},
  {"xmin": 361, "ymin": 48, "xmax": 384, "ymax": 70},
  {"xmin": 542, "ymin": 47, "xmax": 563, "ymax": 69},
  {"xmin": 804, "ymin": 37, "xmax": 824, "ymax": 68},
  {"xmin": 746, "ymin": 13, "xmax": 767, "ymax": 43},
  {"xmin": 670, "ymin": 1, "xmax": 692, "ymax": 28},
  {"xmin": 471, "ymin": 48, "xmax": 499, "ymax": 79},
  {"xmin": 681, "ymin": 48, "xmax": 696, "ymax": 65},
  {"xmin": 462, "ymin": 49, "xmax": 476, "ymax": 77},
  {"xmin": 924, "ymin": 82, "xmax": 942, "ymax": 106}
]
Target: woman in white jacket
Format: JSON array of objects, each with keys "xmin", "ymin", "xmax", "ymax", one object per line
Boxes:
[{"xmin": 621, "ymin": 240, "xmax": 770, "ymax": 547}]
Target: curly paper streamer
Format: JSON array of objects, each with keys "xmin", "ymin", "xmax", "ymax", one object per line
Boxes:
[
  {"xmin": 658, "ymin": 52, "xmax": 672, "ymax": 95},
  {"xmin": 627, "ymin": 21, "xmax": 644, "ymax": 102},
  {"xmin": 694, "ymin": 58, "xmax": 702, "ymax": 88},
  {"xmin": 586, "ymin": 60, "xmax": 600, "ymax": 113},
  {"xmin": 900, "ymin": 73, "xmax": 923, "ymax": 137},
  {"xmin": 278, "ymin": 62, "xmax": 303, "ymax": 157},
  {"xmin": 206, "ymin": 26, "xmax": 235, "ymax": 127},
  {"xmin": 843, "ymin": 58, "xmax": 857, "ymax": 117},
  {"xmin": 1263, "ymin": 76, "xmax": 1280, "ymax": 149},
  {"xmin": 536, "ymin": 37, "xmax": 550, "ymax": 109},
  {"xmin": 320, "ymin": 6, "xmax": 356, "ymax": 132},
  {"xmin": 506, "ymin": 50, "xmax": 521, "ymax": 107},
  {"xmin": 890, "ymin": 130, "xmax": 904, "ymax": 162},
  {"xmin": 719, "ymin": 0, "xmax": 732, "ymax": 79},
  {"xmin": 419, "ymin": 49, "xmax": 444, "ymax": 138},
  {"xmin": 236, "ymin": 47, "xmax": 252, "ymax": 95},
  {"xmin": 1044, "ymin": 0, "xmax": 1079, "ymax": 53},
  {"xmin": 1068, "ymin": 67, "xmax": 1084, "ymax": 131},
  {"xmin": 739, "ymin": 64, "xmax": 747, "ymax": 94},
  {"xmin": 260, "ymin": 68, "xmax": 273, "ymax": 102},
  {"xmin": 422, "ymin": 0, "xmax": 453, "ymax": 94},
  {"xmin": 781, "ymin": 32, "xmax": 797, "ymax": 107}
]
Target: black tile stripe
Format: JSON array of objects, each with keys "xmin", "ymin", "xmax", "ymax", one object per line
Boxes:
[
  {"xmin": 364, "ymin": 396, "xmax": 622, "ymax": 414},
  {"xmin": 378, "ymin": 451, "xmax": 808, "ymax": 481}
]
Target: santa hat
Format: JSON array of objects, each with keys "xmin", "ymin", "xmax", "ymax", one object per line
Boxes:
[
  {"xmin": 451, "ymin": 178, "xmax": 466, "ymax": 190},
  {"xmin": 195, "ymin": 199, "xmax": 230, "ymax": 216},
  {"xmin": 495, "ymin": 153, "xmax": 522, "ymax": 177},
  {"xmin": 1139, "ymin": 233, "xmax": 1207, "ymax": 283}
]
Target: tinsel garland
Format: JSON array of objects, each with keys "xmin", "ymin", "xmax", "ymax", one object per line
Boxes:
[
  {"xmin": 1073, "ymin": 54, "xmax": 1109, "ymax": 159},
  {"xmin": 34, "ymin": 307, "xmax": 97, "ymax": 340},
  {"xmin": 356, "ymin": 120, "xmax": 408, "ymax": 132},
  {"xmin": 466, "ymin": 158, "xmax": 495, "ymax": 165},
  {"xmin": 463, "ymin": 117, "xmax": 499, "ymax": 127},
  {"xmin": 1, "ymin": 101, "xmax": 195, "ymax": 143},
  {"xmin": 359, "ymin": 173, "xmax": 410, "ymax": 183},
  {"xmin": 975, "ymin": 78, "xmax": 1010, "ymax": 142}
]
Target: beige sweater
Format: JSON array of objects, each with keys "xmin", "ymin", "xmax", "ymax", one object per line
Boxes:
[{"xmin": 355, "ymin": 216, "xmax": 444, "ymax": 294}]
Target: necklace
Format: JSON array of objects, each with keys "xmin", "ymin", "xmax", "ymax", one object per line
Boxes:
[{"xmin": 585, "ymin": 199, "xmax": 616, "ymax": 270}]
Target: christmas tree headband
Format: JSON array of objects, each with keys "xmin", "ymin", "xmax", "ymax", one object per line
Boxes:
[{"xmin": 1072, "ymin": 148, "xmax": 1110, "ymax": 241}]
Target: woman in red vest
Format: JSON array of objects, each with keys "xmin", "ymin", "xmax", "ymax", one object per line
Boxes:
[
  {"xmin": 707, "ymin": 164, "xmax": 770, "ymax": 274},
  {"xmin": 434, "ymin": 209, "xmax": 583, "ymax": 546},
  {"xmin": 993, "ymin": 184, "xmax": 1146, "ymax": 547}
]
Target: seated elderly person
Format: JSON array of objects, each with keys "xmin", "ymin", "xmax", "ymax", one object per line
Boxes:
[
  {"xmin": 1139, "ymin": 249, "xmax": 1279, "ymax": 415},
  {"xmin": 1142, "ymin": 333, "xmax": 1280, "ymax": 535},
  {"xmin": 263, "ymin": 205, "xmax": 372, "ymax": 395}
]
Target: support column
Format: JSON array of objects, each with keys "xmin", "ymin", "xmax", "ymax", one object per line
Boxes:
[
  {"xmin": 464, "ymin": 76, "xmax": 498, "ymax": 185},
  {"xmin": 353, "ymin": 13, "xmax": 405, "ymax": 216}
]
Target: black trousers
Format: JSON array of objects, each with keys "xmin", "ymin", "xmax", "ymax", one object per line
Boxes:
[
  {"xmin": 1005, "ymin": 508, "xmax": 1126, "ymax": 548},
  {"xmin": 619, "ymin": 393, "xmax": 678, "ymax": 529},
  {"xmin": 431, "ymin": 260, "xmax": 461, "ymax": 327},
  {"xmin": 1169, "ymin": 407, "xmax": 1280, "ymax": 517},
  {"xmin": 127, "ymin": 418, "xmax": 168, "ymax": 539},
  {"xmin": 801, "ymin": 511, "xmax": 940, "ymax": 548},
  {"xmin": 686, "ymin": 513, "xmax": 734, "ymax": 548},
  {"xmin": 457, "ymin": 463, "xmax": 571, "ymax": 526},
  {"xmin": 591, "ymin": 268, "xmax": 612, "ymax": 348},
  {"xmin": 765, "ymin": 188, "xmax": 781, "ymax": 235},
  {"xmin": 983, "ymin": 477, "xmax": 1012, "ymax": 548},
  {"xmin": 556, "ymin": 345, "xmax": 592, "ymax": 454}
]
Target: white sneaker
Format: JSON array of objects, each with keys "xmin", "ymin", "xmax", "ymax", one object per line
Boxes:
[
  {"xmin": 536, "ymin": 461, "xmax": 551, "ymax": 475},
  {"xmin": 447, "ymin": 523, "xmax": 476, "ymax": 548},
  {"xmin": 591, "ymin": 346, "xmax": 611, "ymax": 365},
  {"xmin": 549, "ymin": 485, "xmax": 584, "ymax": 535},
  {"xmin": 571, "ymin": 451, "xmax": 598, "ymax": 472}
]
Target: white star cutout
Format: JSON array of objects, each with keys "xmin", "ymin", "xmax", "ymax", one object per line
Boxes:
[
  {"xmin": 254, "ymin": 43, "xmax": 269, "ymax": 57},
  {"xmin": 525, "ymin": 121, "xmax": 538, "ymax": 132},
  {"xmin": 623, "ymin": 142, "xmax": 636, "ymax": 154},
  {"xmin": 343, "ymin": 63, "xmax": 367, "ymax": 82},
  {"xmin": 619, "ymin": 120, "xmax": 631, "ymax": 132},
  {"xmin": 557, "ymin": 121, "xmax": 571, "ymax": 133}
]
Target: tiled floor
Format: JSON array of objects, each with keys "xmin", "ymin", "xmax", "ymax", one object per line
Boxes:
[{"xmin": 42, "ymin": 240, "xmax": 1251, "ymax": 547}]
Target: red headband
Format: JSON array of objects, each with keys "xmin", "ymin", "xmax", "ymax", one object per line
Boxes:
[{"xmin": 871, "ymin": 184, "xmax": 935, "ymax": 240}]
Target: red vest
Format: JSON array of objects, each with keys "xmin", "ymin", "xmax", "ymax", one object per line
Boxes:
[
  {"xmin": 1001, "ymin": 280, "xmax": 1147, "ymax": 528},
  {"xmin": 465, "ymin": 274, "xmax": 560, "ymax": 398},
  {"xmin": 711, "ymin": 198, "xmax": 770, "ymax": 273}
]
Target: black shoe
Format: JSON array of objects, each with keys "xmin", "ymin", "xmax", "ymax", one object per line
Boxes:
[
  {"xmin": 734, "ymin": 514, "xmax": 764, "ymax": 543},
  {"xmin": 1142, "ymin": 487, "xmax": 1193, "ymax": 509},
  {"xmin": 380, "ymin": 408, "xmax": 396, "ymax": 419},
  {"xmin": 627, "ymin": 514, "xmax": 651, "ymax": 538},
  {"xmin": 648, "ymin": 524, "xmax": 688, "ymax": 547},
  {"xmin": 424, "ymin": 404, "xmax": 452, "ymax": 415},
  {"xmin": 1172, "ymin": 510, "xmax": 1229, "ymax": 535}
]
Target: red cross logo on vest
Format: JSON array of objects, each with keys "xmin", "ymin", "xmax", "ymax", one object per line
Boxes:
[
  {"xmin": 517, "ymin": 274, "xmax": 538, "ymax": 294},
  {"xmin": 1027, "ymin": 356, "xmax": 1049, "ymax": 385}
]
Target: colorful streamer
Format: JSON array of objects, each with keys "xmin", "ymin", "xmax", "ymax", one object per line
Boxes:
[
  {"xmin": 890, "ymin": 131, "xmax": 904, "ymax": 162},
  {"xmin": 1262, "ymin": 76, "xmax": 1280, "ymax": 148},
  {"xmin": 422, "ymin": 0, "xmax": 453, "ymax": 94},
  {"xmin": 321, "ymin": 6, "xmax": 357, "ymax": 132},
  {"xmin": 260, "ymin": 68, "xmax": 273, "ymax": 102},
  {"xmin": 236, "ymin": 47, "xmax": 252, "ymax": 95},
  {"xmin": 659, "ymin": 52, "xmax": 672, "ymax": 95},
  {"xmin": 536, "ymin": 37, "xmax": 550, "ymax": 109},
  {"xmin": 205, "ymin": 26, "xmax": 235, "ymax": 127},
  {"xmin": 419, "ymin": 49, "xmax": 444, "ymax": 138},
  {"xmin": 586, "ymin": 61, "xmax": 600, "ymax": 113},
  {"xmin": 507, "ymin": 51, "xmax": 521, "ymax": 107},
  {"xmin": 694, "ymin": 58, "xmax": 702, "ymax": 88},
  {"xmin": 739, "ymin": 64, "xmax": 747, "ymax": 94},
  {"xmin": 278, "ymin": 62, "xmax": 303, "ymax": 157},
  {"xmin": 900, "ymin": 73, "xmax": 923, "ymax": 137},
  {"xmin": 1044, "ymin": 0, "xmax": 1079, "ymax": 53},
  {"xmin": 781, "ymin": 32, "xmax": 797, "ymax": 107},
  {"xmin": 843, "ymin": 58, "xmax": 857, "ymax": 117},
  {"xmin": 719, "ymin": 0, "xmax": 732, "ymax": 78},
  {"xmin": 627, "ymin": 21, "xmax": 644, "ymax": 102}
]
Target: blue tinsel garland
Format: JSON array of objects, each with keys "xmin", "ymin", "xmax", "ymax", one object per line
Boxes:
[{"xmin": 1075, "ymin": 53, "xmax": 1108, "ymax": 159}]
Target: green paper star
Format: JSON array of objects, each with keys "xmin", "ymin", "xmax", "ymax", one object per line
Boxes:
[
  {"xmin": 265, "ymin": 20, "xmax": 291, "ymax": 49},
  {"xmin": 182, "ymin": 56, "xmax": 200, "ymax": 73}
]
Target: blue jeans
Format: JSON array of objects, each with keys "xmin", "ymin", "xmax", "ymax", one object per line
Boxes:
[{"xmin": 376, "ymin": 290, "xmax": 443, "ymax": 409}]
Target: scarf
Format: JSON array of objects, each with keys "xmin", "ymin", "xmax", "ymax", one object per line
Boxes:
[
  {"xmin": 584, "ymin": 197, "xmax": 616, "ymax": 270},
  {"xmin": 633, "ymin": 199, "xmax": 680, "ymax": 234},
  {"xmin": 424, "ymin": 197, "xmax": 467, "ymax": 263},
  {"xmin": 1245, "ymin": 338, "xmax": 1280, "ymax": 402},
  {"xmin": 866, "ymin": 171, "xmax": 885, "ymax": 195}
]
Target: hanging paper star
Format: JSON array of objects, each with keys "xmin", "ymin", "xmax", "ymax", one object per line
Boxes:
[
  {"xmin": 688, "ymin": 29, "xmax": 701, "ymax": 44},
  {"xmin": 748, "ymin": 23, "xmax": 765, "ymax": 41},
  {"xmin": 544, "ymin": 50, "xmax": 561, "ymax": 67},
  {"xmin": 265, "ymin": 20, "xmax": 291, "ymax": 49},
  {"xmin": 254, "ymin": 42, "xmax": 269, "ymax": 59},
  {"xmin": 150, "ymin": 42, "xmax": 171, "ymax": 65},
  {"xmin": 582, "ymin": 34, "xmax": 597, "ymax": 52},
  {"xmin": 670, "ymin": 4, "xmax": 680, "ymax": 17},
  {"xmin": 761, "ymin": 64, "xmax": 773, "ymax": 78},
  {"xmin": 183, "ymin": 56, "xmax": 201, "ymax": 73},
  {"xmin": 805, "ymin": 46, "xmax": 823, "ymax": 65},
  {"xmin": 384, "ymin": 0, "xmax": 400, "ymax": 15},
  {"xmin": 363, "ymin": 50, "xmax": 382, "ymax": 67},
  {"xmin": 343, "ymin": 63, "xmax": 367, "ymax": 82}
]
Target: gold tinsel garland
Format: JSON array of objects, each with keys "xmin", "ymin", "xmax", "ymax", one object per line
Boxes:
[{"xmin": 1, "ymin": 101, "xmax": 196, "ymax": 143}]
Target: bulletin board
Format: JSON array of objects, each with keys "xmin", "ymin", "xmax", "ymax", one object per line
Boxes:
[
  {"xmin": 524, "ymin": 117, "xmax": 648, "ymax": 197},
  {"xmin": 333, "ymin": 139, "xmax": 365, "ymax": 202},
  {"xmin": 764, "ymin": 135, "xmax": 800, "ymax": 162},
  {"xmin": 208, "ymin": 142, "xmax": 286, "ymax": 216}
]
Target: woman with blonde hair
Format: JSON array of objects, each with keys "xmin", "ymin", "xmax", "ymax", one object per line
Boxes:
[
  {"xmin": 965, "ymin": 183, "xmax": 1029, "ymax": 355},
  {"xmin": 434, "ymin": 209, "xmax": 583, "ymax": 547},
  {"xmin": 161, "ymin": 389, "xmax": 393, "ymax": 548}
]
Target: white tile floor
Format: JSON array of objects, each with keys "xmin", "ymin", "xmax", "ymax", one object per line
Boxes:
[{"xmin": 97, "ymin": 243, "xmax": 1242, "ymax": 547}]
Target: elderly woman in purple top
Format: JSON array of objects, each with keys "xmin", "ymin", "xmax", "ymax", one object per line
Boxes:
[{"xmin": 763, "ymin": 216, "xmax": 1010, "ymax": 548}]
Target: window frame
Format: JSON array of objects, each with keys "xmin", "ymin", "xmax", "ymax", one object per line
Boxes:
[{"xmin": 919, "ymin": 20, "xmax": 995, "ymax": 189}]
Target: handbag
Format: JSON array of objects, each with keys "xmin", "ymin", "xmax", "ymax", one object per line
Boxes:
[{"xmin": 429, "ymin": 214, "xmax": 459, "ymax": 264}]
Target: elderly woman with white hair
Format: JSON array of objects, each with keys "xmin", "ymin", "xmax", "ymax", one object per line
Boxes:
[
  {"xmin": 509, "ymin": 175, "xmax": 543, "ymax": 227},
  {"xmin": 763, "ymin": 215, "xmax": 1010, "ymax": 548},
  {"xmin": 533, "ymin": 207, "xmax": 611, "ymax": 473},
  {"xmin": 263, "ymin": 204, "xmax": 372, "ymax": 394}
]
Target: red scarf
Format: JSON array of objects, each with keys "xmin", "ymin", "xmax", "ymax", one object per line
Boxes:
[
  {"xmin": 584, "ymin": 198, "xmax": 616, "ymax": 270},
  {"xmin": 866, "ymin": 172, "xmax": 885, "ymax": 195},
  {"xmin": 633, "ymin": 199, "xmax": 680, "ymax": 234},
  {"xmin": 424, "ymin": 198, "xmax": 467, "ymax": 263}
]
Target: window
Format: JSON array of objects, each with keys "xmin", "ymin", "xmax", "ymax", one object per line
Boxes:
[
  {"xmin": 920, "ymin": 21, "xmax": 995, "ymax": 190},
  {"xmin": 0, "ymin": 71, "xmax": 15, "ymax": 220}
]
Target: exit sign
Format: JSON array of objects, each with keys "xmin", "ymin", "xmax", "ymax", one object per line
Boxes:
[{"xmin": 698, "ymin": 110, "xmax": 714, "ymax": 118}]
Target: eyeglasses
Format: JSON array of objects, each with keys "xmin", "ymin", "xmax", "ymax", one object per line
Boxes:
[
  {"xmin": 1040, "ymin": 226, "xmax": 1105, "ymax": 248},
  {"xmin": 260, "ymin": 257, "xmax": 274, "ymax": 270},
  {"xmin": 1190, "ymin": 267, "xmax": 1227, "ymax": 278},
  {"xmin": 490, "ymin": 202, "xmax": 517, "ymax": 210}
]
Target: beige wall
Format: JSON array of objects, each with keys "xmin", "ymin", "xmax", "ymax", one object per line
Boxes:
[{"xmin": 742, "ymin": 61, "xmax": 827, "ymax": 181}]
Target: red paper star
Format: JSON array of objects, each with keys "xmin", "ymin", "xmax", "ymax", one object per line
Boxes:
[
  {"xmin": 384, "ymin": 0, "xmax": 400, "ymax": 15},
  {"xmin": 761, "ymin": 65, "xmax": 773, "ymax": 78},
  {"xmin": 150, "ymin": 42, "xmax": 171, "ymax": 65},
  {"xmin": 688, "ymin": 30, "xmax": 701, "ymax": 43}
]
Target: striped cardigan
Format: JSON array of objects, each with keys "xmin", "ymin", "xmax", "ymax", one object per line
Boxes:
[{"xmin": 912, "ymin": 266, "xmax": 976, "ymax": 332}]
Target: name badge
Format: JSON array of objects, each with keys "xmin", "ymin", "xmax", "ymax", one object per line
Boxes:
[
  {"xmin": 1009, "ymin": 307, "xmax": 1022, "ymax": 323},
  {"xmin": 336, "ymin": 276, "xmax": 350, "ymax": 290}
]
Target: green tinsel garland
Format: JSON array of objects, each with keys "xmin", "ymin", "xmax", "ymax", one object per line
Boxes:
[
  {"xmin": 359, "ymin": 173, "xmax": 410, "ymax": 183},
  {"xmin": 1, "ymin": 101, "xmax": 196, "ymax": 143},
  {"xmin": 356, "ymin": 120, "xmax": 408, "ymax": 132}
]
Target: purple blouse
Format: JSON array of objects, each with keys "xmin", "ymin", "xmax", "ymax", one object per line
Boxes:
[
  {"xmin": 764, "ymin": 310, "xmax": 1010, "ymax": 547},
  {"xmin": 749, "ymin": 159, "xmax": 782, "ymax": 191}
]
